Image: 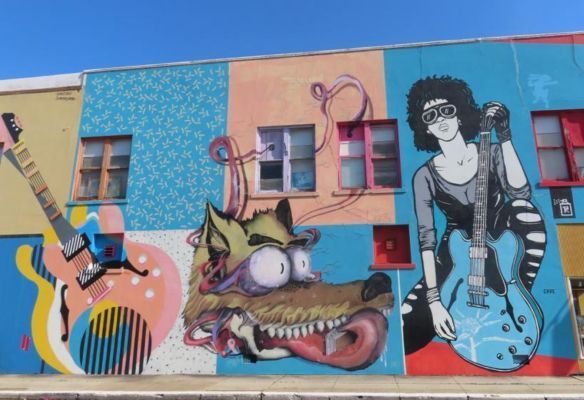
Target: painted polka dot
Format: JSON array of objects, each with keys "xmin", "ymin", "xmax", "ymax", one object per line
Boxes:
[
  {"xmin": 131, "ymin": 277, "xmax": 140, "ymax": 286},
  {"xmin": 138, "ymin": 255, "xmax": 148, "ymax": 264},
  {"xmin": 152, "ymin": 267, "xmax": 161, "ymax": 277},
  {"xmin": 145, "ymin": 289, "xmax": 155, "ymax": 299}
]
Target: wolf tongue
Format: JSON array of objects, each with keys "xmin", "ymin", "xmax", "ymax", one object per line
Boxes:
[{"xmin": 264, "ymin": 309, "xmax": 388, "ymax": 371}]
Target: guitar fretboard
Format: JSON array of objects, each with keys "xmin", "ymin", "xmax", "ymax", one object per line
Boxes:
[{"xmin": 11, "ymin": 140, "xmax": 78, "ymax": 244}]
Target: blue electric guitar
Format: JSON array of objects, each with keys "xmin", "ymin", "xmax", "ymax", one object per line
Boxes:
[{"xmin": 440, "ymin": 128, "xmax": 543, "ymax": 371}]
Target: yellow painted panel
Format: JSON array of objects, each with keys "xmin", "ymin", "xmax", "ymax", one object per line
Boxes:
[
  {"xmin": 0, "ymin": 89, "xmax": 82, "ymax": 235},
  {"xmin": 557, "ymin": 225, "xmax": 584, "ymax": 277}
]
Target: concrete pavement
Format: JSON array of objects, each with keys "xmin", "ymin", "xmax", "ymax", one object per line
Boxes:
[{"xmin": 0, "ymin": 374, "xmax": 583, "ymax": 399}]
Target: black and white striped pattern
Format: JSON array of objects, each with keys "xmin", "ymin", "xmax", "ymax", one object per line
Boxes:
[
  {"xmin": 62, "ymin": 233, "xmax": 89, "ymax": 261},
  {"xmin": 76, "ymin": 263, "xmax": 106, "ymax": 290}
]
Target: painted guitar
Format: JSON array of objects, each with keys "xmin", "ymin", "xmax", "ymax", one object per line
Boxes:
[
  {"xmin": 440, "ymin": 127, "xmax": 543, "ymax": 372},
  {"xmin": 0, "ymin": 113, "xmax": 182, "ymax": 374}
]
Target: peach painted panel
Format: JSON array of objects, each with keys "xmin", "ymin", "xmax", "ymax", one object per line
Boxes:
[{"xmin": 227, "ymin": 50, "xmax": 395, "ymax": 225}]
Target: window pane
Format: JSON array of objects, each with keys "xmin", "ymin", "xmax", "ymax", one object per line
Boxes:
[
  {"xmin": 82, "ymin": 141, "xmax": 104, "ymax": 168},
  {"xmin": 575, "ymin": 148, "xmax": 584, "ymax": 179},
  {"xmin": 290, "ymin": 128, "xmax": 314, "ymax": 159},
  {"xmin": 340, "ymin": 141, "xmax": 365, "ymax": 157},
  {"xmin": 539, "ymin": 148, "xmax": 569, "ymax": 180},
  {"xmin": 373, "ymin": 159, "xmax": 398, "ymax": 186},
  {"xmin": 371, "ymin": 125, "xmax": 397, "ymax": 157},
  {"xmin": 534, "ymin": 115, "xmax": 564, "ymax": 147},
  {"xmin": 291, "ymin": 159, "xmax": 315, "ymax": 191},
  {"xmin": 341, "ymin": 158, "xmax": 365, "ymax": 188},
  {"xmin": 106, "ymin": 169, "xmax": 128, "ymax": 199},
  {"xmin": 110, "ymin": 138, "xmax": 132, "ymax": 168},
  {"xmin": 260, "ymin": 129, "xmax": 284, "ymax": 161},
  {"xmin": 259, "ymin": 162, "xmax": 283, "ymax": 191},
  {"xmin": 78, "ymin": 170, "xmax": 101, "ymax": 199}
]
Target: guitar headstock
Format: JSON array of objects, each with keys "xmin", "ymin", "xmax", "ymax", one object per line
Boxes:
[{"xmin": 0, "ymin": 113, "xmax": 23, "ymax": 153}]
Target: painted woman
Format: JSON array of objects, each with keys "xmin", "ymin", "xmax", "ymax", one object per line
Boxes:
[{"xmin": 401, "ymin": 75, "xmax": 547, "ymax": 354}]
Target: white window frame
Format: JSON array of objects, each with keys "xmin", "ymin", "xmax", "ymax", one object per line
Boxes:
[{"xmin": 256, "ymin": 125, "xmax": 315, "ymax": 193}]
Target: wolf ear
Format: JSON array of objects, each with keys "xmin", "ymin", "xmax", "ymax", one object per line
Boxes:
[
  {"xmin": 203, "ymin": 203, "xmax": 231, "ymax": 257},
  {"xmin": 275, "ymin": 199, "xmax": 293, "ymax": 232}
]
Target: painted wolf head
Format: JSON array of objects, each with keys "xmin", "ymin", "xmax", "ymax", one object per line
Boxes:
[{"xmin": 183, "ymin": 199, "xmax": 394, "ymax": 371}]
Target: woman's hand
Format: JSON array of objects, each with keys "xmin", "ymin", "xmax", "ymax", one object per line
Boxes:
[
  {"xmin": 482, "ymin": 101, "xmax": 511, "ymax": 143},
  {"xmin": 429, "ymin": 301, "xmax": 457, "ymax": 341}
]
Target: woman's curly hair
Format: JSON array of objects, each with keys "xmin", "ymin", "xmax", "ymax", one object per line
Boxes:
[{"xmin": 407, "ymin": 75, "xmax": 481, "ymax": 152}]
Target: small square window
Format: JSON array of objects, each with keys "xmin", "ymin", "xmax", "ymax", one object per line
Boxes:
[
  {"xmin": 74, "ymin": 137, "xmax": 132, "ymax": 200},
  {"xmin": 338, "ymin": 120, "xmax": 401, "ymax": 189},
  {"xmin": 257, "ymin": 126, "xmax": 315, "ymax": 192},
  {"xmin": 371, "ymin": 225, "xmax": 413, "ymax": 269}
]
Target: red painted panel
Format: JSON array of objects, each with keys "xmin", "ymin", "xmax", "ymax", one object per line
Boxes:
[
  {"xmin": 493, "ymin": 34, "xmax": 584, "ymax": 45},
  {"xmin": 406, "ymin": 341, "xmax": 579, "ymax": 376},
  {"xmin": 339, "ymin": 123, "xmax": 364, "ymax": 141},
  {"xmin": 562, "ymin": 110, "xmax": 584, "ymax": 147},
  {"xmin": 373, "ymin": 225, "xmax": 411, "ymax": 265}
]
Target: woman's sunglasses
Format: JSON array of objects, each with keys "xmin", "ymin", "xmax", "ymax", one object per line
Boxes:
[{"xmin": 421, "ymin": 104, "xmax": 457, "ymax": 125}]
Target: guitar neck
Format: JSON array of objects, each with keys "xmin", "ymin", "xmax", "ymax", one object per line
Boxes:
[
  {"xmin": 472, "ymin": 131, "xmax": 491, "ymax": 250},
  {"xmin": 11, "ymin": 140, "xmax": 79, "ymax": 244}
]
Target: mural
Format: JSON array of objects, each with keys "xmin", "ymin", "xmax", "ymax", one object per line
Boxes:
[
  {"xmin": 0, "ymin": 114, "xmax": 182, "ymax": 374},
  {"xmin": 401, "ymin": 76, "xmax": 547, "ymax": 371},
  {"xmin": 1, "ymin": 36, "xmax": 584, "ymax": 376},
  {"xmin": 182, "ymin": 136, "xmax": 394, "ymax": 371}
]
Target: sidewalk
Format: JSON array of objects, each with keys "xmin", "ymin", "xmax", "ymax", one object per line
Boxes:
[{"xmin": 0, "ymin": 374, "xmax": 583, "ymax": 400}]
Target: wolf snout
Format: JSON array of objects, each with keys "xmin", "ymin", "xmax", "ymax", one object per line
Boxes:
[{"xmin": 361, "ymin": 272, "xmax": 392, "ymax": 302}]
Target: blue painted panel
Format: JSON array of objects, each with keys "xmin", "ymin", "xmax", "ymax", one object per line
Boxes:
[
  {"xmin": 385, "ymin": 42, "xmax": 580, "ymax": 362},
  {"xmin": 77, "ymin": 64, "xmax": 228, "ymax": 230},
  {"xmin": 0, "ymin": 236, "xmax": 58, "ymax": 374},
  {"xmin": 217, "ymin": 224, "xmax": 404, "ymax": 375}
]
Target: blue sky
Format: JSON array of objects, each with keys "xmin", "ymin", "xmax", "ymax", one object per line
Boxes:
[{"xmin": 2, "ymin": 0, "xmax": 583, "ymax": 80}]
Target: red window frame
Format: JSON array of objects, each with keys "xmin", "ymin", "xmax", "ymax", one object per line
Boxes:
[
  {"xmin": 532, "ymin": 110, "xmax": 584, "ymax": 187},
  {"xmin": 370, "ymin": 225, "xmax": 414, "ymax": 270},
  {"xmin": 337, "ymin": 119, "xmax": 402, "ymax": 190}
]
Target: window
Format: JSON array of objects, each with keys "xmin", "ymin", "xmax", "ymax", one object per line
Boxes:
[
  {"xmin": 74, "ymin": 137, "xmax": 132, "ymax": 200},
  {"xmin": 258, "ymin": 126, "xmax": 315, "ymax": 192},
  {"xmin": 371, "ymin": 225, "xmax": 413, "ymax": 269},
  {"xmin": 338, "ymin": 120, "xmax": 401, "ymax": 189},
  {"xmin": 568, "ymin": 278, "xmax": 584, "ymax": 359},
  {"xmin": 533, "ymin": 110, "xmax": 584, "ymax": 185}
]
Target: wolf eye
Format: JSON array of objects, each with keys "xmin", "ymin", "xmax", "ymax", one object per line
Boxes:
[
  {"xmin": 249, "ymin": 246, "xmax": 290, "ymax": 288},
  {"xmin": 287, "ymin": 247, "xmax": 312, "ymax": 281}
]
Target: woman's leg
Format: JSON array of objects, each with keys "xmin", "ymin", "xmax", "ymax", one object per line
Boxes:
[
  {"xmin": 401, "ymin": 238, "xmax": 452, "ymax": 354},
  {"xmin": 492, "ymin": 199, "xmax": 547, "ymax": 291}
]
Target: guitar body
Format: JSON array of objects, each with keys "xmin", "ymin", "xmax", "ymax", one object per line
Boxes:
[
  {"xmin": 441, "ymin": 229, "xmax": 543, "ymax": 371},
  {"xmin": 40, "ymin": 205, "xmax": 182, "ymax": 374}
]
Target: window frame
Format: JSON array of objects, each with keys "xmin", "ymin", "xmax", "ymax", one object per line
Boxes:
[
  {"xmin": 337, "ymin": 119, "xmax": 402, "ymax": 190},
  {"xmin": 73, "ymin": 135, "xmax": 132, "ymax": 201},
  {"xmin": 256, "ymin": 124, "xmax": 316, "ymax": 193},
  {"xmin": 370, "ymin": 224, "xmax": 414, "ymax": 270},
  {"xmin": 532, "ymin": 110, "xmax": 584, "ymax": 187}
]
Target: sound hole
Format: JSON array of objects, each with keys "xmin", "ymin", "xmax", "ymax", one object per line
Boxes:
[{"xmin": 79, "ymin": 306, "xmax": 152, "ymax": 375}]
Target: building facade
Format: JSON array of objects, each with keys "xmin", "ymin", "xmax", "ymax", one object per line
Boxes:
[{"xmin": 1, "ymin": 33, "xmax": 584, "ymax": 376}]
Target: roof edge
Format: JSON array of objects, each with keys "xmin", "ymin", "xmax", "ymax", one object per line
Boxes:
[{"xmin": 0, "ymin": 73, "xmax": 83, "ymax": 94}]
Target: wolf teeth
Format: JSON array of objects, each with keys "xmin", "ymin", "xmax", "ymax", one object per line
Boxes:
[
  {"xmin": 268, "ymin": 327, "xmax": 276, "ymax": 338},
  {"xmin": 308, "ymin": 324, "xmax": 315, "ymax": 335},
  {"xmin": 292, "ymin": 327, "xmax": 300, "ymax": 339},
  {"xmin": 340, "ymin": 316, "xmax": 348, "ymax": 324},
  {"xmin": 285, "ymin": 328, "xmax": 293, "ymax": 340},
  {"xmin": 276, "ymin": 328, "xmax": 285, "ymax": 339},
  {"xmin": 316, "ymin": 321, "xmax": 325, "ymax": 332},
  {"xmin": 325, "ymin": 320, "xmax": 334, "ymax": 330},
  {"xmin": 300, "ymin": 325, "xmax": 308, "ymax": 337}
]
